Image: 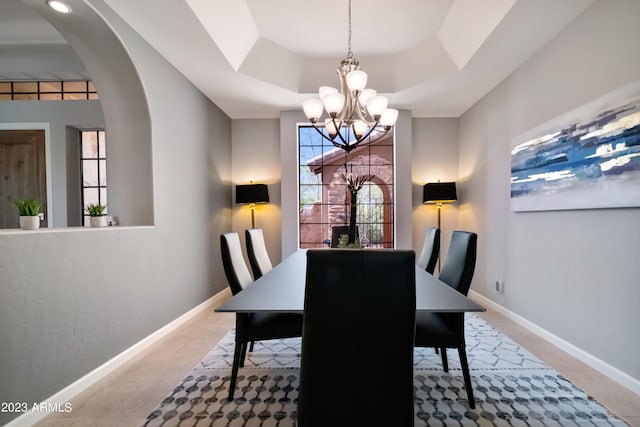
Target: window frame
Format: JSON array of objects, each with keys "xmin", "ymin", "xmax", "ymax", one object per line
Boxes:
[
  {"xmin": 80, "ymin": 129, "xmax": 107, "ymax": 226},
  {"xmin": 297, "ymin": 125, "xmax": 395, "ymax": 249},
  {"xmin": 0, "ymin": 80, "xmax": 98, "ymax": 101}
]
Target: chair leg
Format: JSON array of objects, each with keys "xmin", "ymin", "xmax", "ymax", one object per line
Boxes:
[
  {"xmin": 249, "ymin": 341, "xmax": 255, "ymax": 352},
  {"xmin": 457, "ymin": 346, "xmax": 475, "ymax": 409},
  {"xmin": 440, "ymin": 347, "xmax": 449, "ymax": 372},
  {"xmin": 239, "ymin": 342, "xmax": 248, "ymax": 368},
  {"xmin": 228, "ymin": 341, "xmax": 244, "ymax": 400}
]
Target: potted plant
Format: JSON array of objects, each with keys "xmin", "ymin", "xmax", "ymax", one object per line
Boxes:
[
  {"xmin": 15, "ymin": 198, "xmax": 41, "ymax": 230},
  {"xmin": 86, "ymin": 203, "xmax": 107, "ymax": 227},
  {"xmin": 336, "ymin": 233, "xmax": 363, "ymax": 249}
]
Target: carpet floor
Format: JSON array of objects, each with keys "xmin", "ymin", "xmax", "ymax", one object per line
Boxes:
[{"xmin": 143, "ymin": 314, "xmax": 627, "ymax": 426}]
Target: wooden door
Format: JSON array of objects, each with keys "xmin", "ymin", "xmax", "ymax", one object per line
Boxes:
[{"xmin": 0, "ymin": 130, "xmax": 48, "ymax": 228}]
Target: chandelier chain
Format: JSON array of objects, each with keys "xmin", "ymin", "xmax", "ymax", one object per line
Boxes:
[
  {"xmin": 347, "ymin": 0, "xmax": 353, "ymax": 59},
  {"xmin": 301, "ymin": 0, "xmax": 397, "ymax": 152}
]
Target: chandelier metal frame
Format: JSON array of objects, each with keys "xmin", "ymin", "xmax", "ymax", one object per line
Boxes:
[{"xmin": 302, "ymin": 0, "xmax": 398, "ymax": 153}]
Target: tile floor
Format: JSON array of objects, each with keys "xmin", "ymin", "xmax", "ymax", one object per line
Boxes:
[{"xmin": 32, "ymin": 300, "xmax": 640, "ymax": 427}]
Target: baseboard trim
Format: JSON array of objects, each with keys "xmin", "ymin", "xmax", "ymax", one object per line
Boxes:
[
  {"xmin": 469, "ymin": 290, "xmax": 640, "ymax": 397},
  {"xmin": 5, "ymin": 288, "xmax": 231, "ymax": 427}
]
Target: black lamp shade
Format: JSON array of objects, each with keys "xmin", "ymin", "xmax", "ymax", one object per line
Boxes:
[
  {"xmin": 236, "ymin": 183, "xmax": 269, "ymax": 204},
  {"xmin": 423, "ymin": 182, "xmax": 457, "ymax": 204}
]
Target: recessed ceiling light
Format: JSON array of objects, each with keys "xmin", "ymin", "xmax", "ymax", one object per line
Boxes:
[{"xmin": 46, "ymin": 0, "xmax": 72, "ymax": 14}]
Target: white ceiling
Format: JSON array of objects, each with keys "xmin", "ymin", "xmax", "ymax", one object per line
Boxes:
[
  {"xmin": 0, "ymin": 0, "xmax": 66, "ymax": 44},
  {"xmin": 2, "ymin": 0, "xmax": 595, "ymax": 118}
]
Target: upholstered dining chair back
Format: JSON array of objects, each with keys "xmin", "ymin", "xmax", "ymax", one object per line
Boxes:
[
  {"xmin": 414, "ymin": 230, "xmax": 478, "ymax": 408},
  {"xmin": 298, "ymin": 249, "xmax": 416, "ymax": 427},
  {"xmin": 416, "ymin": 226, "xmax": 440, "ymax": 274},
  {"xmin": 220, "ymin": 232, "xmax": 253, "ymax": 295},
  {"xmin": 439, "ymin": 230, "xmax": 477, "ymax": 296},
  {"xmin": 245, "ymin": 228, "xmax": 273, "ymax": 279}
]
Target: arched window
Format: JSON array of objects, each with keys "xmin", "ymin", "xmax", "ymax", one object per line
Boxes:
[{"xmin": 356, "ymin": 182, "xmax": 390, "ymax": 247}]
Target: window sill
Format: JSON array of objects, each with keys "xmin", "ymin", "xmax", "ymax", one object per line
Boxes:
[{"xmin": 0, "ymin": 225, "xmax": 154, "ymax": 235}]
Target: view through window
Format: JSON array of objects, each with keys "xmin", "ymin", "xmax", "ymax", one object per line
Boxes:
[
  {"xmin": 298, "ymin": 125, "xmax": 394, "ymax": 248},
  {"xmin": 0, "ymin": 81, "xmax": 98, "ymax": 101},
  {"xmin": 80, "ymin": 130, "xmax": 107, "ymax": 226}
]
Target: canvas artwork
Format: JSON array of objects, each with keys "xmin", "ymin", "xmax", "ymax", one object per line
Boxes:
[{"xmin": 510, "ymin": 81, "xmax": 640, "ymax": 212}]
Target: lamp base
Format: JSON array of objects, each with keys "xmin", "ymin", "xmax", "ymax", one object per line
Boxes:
[
  {"xmin": 250, "ymin": 206, "xmax": 255, "ymax": 229},
  {"xmin": 437, "ymin": 203, "xmax": 442, "ymax": 273}
]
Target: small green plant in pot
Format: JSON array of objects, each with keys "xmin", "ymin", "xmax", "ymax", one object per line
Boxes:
[
  {"xmin": 337, "ymin": 233, "xmax": 363, "ymax": 249},
  {"xmin": 86, "ymin": 203, "xmax": 107, "ymax": 227},
  {"xmin": 15, "ymin": 198, "xmax": 41, "ymax": 230}
]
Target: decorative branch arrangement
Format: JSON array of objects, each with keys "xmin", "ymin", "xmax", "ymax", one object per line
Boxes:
[{"xmin": 341, "ymin": 169, "xmax": 375, "ymax": 196}]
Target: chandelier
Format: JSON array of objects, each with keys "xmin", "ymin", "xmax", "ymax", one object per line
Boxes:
[{"xmin": 302, "ymin": 0, "xmax": 398, "ymax": 153}]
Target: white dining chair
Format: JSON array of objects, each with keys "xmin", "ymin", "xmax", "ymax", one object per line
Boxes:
[{"xmin": 245, "ymin": 228, "xmax": 273, "ymax": 279}]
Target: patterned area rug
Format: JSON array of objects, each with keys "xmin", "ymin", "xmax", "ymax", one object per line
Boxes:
[{"xmin": 143, "ymin": 315, "xmax": 627, "ymax": 426}]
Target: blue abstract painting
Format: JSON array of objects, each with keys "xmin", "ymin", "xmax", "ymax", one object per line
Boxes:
[{"xmin": 511, "ymin": 81, "xmax": 640, "ymax": 212}]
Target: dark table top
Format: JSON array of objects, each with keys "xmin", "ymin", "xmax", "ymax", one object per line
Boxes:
[{"xmin": 216, "ymin": 249, "xmax": 485, "ymax": 314}]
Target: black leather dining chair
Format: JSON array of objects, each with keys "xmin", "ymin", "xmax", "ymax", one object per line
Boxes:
[
  {"xmin": 414, "ymin": 230, "xmax": 478, "ymax": 408},
  {"xmin": 416, "ymin": 226, "xmax": 440, "ymax": 274},
  {"xmin": 220, "ymin": 232, "xmax": 303, "ymax": 400},
  {"xmin": 245, "ymin": 228, "xmax": 272, "ymax": 280},
  {"xmin": 244, "ymin": 228, "xmax": 274, "ymax": 352},
  {"xmin": 298, "ymin": 249, "xmax": 416, "ymax": 427}
]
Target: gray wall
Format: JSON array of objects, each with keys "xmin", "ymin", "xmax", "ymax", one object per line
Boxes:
[
  {"xmin": 459, "ymin": 0, "xmax": 640, "ymax": 383},
  {"xmin": 0, "ymin": 2, "xmax": 231, "ymax": 425},
  {"xmin": 0, "ymin": 44, "xmax": 88, "ymax": 79},
  {"xmin": 411, "ymin": 118, "xmax": 459, "ymax": 259},
  {"xmin": 231, "ymin": 118, "xmax": 282, "ymax": 264},
  {"xmin": 0, "ymin": 101, "xmax": 105, "ymax": 227}
]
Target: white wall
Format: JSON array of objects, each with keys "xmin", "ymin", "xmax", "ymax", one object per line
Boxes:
[
  {"xmin": 459, "ymin": 0, "xmax": 640, "ymax": 387},
  {"xmin": 0, "ymin": 2, "xmax": 231, "ymax": 425}
]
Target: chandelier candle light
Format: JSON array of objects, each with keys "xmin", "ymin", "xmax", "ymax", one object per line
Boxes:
[{"xmin": 302, "ymin": 0, "xmax": 398, "ymax": 152}]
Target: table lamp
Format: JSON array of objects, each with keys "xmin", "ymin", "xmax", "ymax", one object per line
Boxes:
[
  {"xmin": 423, "ymin": 181, "xmax": 457, "ymax": 272},
  {"xmin": 236, "ymin": 183, "xmax": 269, "ymax": 229}
]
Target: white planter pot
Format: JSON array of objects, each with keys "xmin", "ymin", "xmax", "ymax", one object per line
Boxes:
[
  {"xmin": 19, "ymin": 216, "xmax": 40, "ymax": 230},
  {"xmin": 89, "ymin": 216, "xmax": 107, "ymax": 227}
]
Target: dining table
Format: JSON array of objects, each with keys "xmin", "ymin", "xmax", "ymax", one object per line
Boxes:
[{"xmin": 216, "ymin": 249, "xmax": 485, "ymax": 314}]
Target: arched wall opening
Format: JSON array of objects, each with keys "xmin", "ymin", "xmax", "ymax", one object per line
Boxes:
[{"xmin": 20, "ymin": 0, "xmax": 153, "ymax": 226}]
